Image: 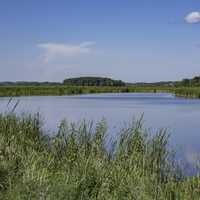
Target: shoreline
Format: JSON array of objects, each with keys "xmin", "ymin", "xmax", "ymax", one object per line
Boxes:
[
  {"xmin": 0, "ymin": 86, "xmax": 200, "ymax": 99},
  {"xmin": 0, "ymin": 85, "xmax": 200, "ymax": 99}
]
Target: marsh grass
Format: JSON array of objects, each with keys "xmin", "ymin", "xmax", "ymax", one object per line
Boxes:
[
  {"xmin": 1, "ymin": 85, "xmax": 200, "ymax": 99},
  {"xmin": 0, "ymin": 85, "xmax": 175, "ymax": 97},
  {"xmin": 0, "ymin": 113, "xmax": 200, "ymax": 199}
]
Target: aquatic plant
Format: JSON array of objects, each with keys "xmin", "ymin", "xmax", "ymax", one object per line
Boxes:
[
  {"xmin": 0, "ymin": 113, "xmax": 200, "ymax": 199},
  {"xmin": 0, "ymin": 85, "xmax": 200, "ymax": 99}
]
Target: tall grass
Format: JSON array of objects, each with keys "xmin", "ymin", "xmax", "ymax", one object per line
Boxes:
[
  {"xmin": 1, "ymin": 85, "xmax": 200, "ymax": 99},
  {"xmin": 0, "ymin": 85, "xmax": 158, "ymax": 97},
  {"xmin": 0, "ymin": 113, "xmax": 200, "ymax": 199},
  {"xmin": 174, "ymin": 87, "xmax": 200, "ymax": 98}
]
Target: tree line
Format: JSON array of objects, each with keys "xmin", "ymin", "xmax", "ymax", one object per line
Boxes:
[{"xmin": 63, "ymin": 77, "xmax": 126, "ymax": 86}]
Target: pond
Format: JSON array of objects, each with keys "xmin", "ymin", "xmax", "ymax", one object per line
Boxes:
[{"xmin": 1, "ymin": 93, "xmax": 200, "ymax": 167}]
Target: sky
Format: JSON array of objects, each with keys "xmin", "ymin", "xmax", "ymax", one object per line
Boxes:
[{"xmin": 0, "ymin": 0, "xmax": 200, "ymax": 82}]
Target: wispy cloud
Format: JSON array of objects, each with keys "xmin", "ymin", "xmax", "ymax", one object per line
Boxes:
[
  {"xmin": 38, "ymin": 41, "xmax": 96, "ymax": 62},
  {"xmin": 185, "ymin": 11, "xmax": 200, "ymax": 24}
]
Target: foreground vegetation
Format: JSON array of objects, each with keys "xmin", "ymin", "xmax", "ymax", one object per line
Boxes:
[{"xmin": 0, "ymin": 113, "xmax": 200, "ymax": 199}]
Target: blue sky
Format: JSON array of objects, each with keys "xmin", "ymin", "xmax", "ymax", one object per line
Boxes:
[{"xmin": 0, "ymin": 0, "xmax": 200, "ymax": 82}]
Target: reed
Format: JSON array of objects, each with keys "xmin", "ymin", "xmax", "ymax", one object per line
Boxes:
[
  {"xmin": 0, "ymin": 85, "xmax": 174, "ymax": 96},
  {"xmin": 0, "ymin": 113, "xmax": 200, "ymax": 199},
  {"xmin": 0, "ymin": 85, "xmax": 200, "ymax": 99}
]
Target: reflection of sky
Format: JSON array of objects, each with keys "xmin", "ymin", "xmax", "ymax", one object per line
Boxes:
[{"xmin": 1, "ymin": 93, "xmax": 200, "ymax": 167}]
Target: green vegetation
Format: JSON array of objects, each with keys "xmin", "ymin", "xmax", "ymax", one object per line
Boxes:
[
  {"xmin": 0, "ymin": 76, "xmax": 200, "ymax": 98},
  {"xmin": 0, "ymin": 85, "xmax": 169, "ymax": 97},
  {"xmin": 1, "ymin": 85, "xmax": 200, "ymax": 98},
  {"xmin": 63, "ymin": 77, "xmax": 126, "ymax": 86},
  {"xmin": 176, "ymin": 76, "xmax": 200, "ymax": 87},
  {"xmin": 174, "ymin": 87, "xmax": 200, "ymax": 98},
  {"xmin": 0, "ymin": 113, "xmax": 200, "ymax": 199}
]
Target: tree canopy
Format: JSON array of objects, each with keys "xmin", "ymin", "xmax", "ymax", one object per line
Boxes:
[
  {"xmin": 177, "ymin": 76, "xmax": 200, "ymax": 87},
  {"xmin": 63, "ymin": 77, "xmax": 126, "ymax": 86}
]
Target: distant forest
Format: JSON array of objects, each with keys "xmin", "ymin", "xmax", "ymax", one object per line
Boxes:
[
  {"xmin": 63, "ymin": 77, "xmax": 126, "ymax": 86},
  {"xmin": 0, "ymin": 81, "xmax": 62, "ymax": 86},
  {"xmin": 176, "ymin": 76, "xmax": 200, "ymax": 87},
  {"xmin": 0, "ymin": 76, "xmax": 200, "ymax": 87}
]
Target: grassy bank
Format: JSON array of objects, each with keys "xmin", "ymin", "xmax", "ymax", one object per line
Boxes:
[
  {"xmin": 0, "ymin": 85, "xmax": 162, "ymax": 97},
  {"xmin": 174, "ymin": 87, "xmax": 200, "ymax": 98},
  {"xmin": 0, "ymin": 85, "xmax": 200, "ymax": 98},
  {"xmin": 0, "ymin": 113, "xmax": 200, "ymax": 199}
]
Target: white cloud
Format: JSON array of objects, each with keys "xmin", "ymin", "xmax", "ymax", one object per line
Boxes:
[
  {"xmin": 38, "ymin": 41, "xmax": 95, "ymax": 62},
  {"xmin": 185, "ymin": 11, "xmax": 200, "ymax": 24}
]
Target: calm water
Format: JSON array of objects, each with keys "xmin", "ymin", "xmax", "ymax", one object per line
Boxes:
[{"xmin": 0, "ymin": 93, "xmax": 200, "ymax": 165}]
